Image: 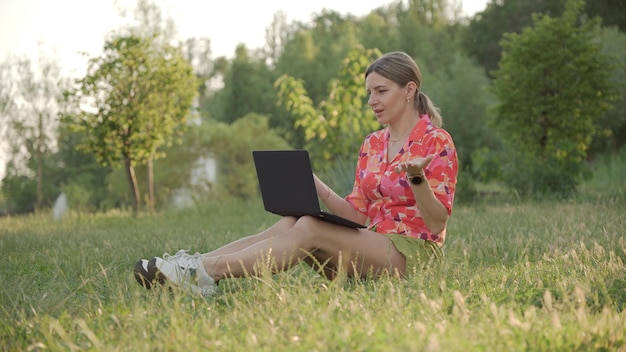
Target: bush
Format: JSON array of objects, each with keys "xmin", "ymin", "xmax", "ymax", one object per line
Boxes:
[
  {"xmin": 490, "ymin": 0, "xmax": 613, "ymax": 198},
  {"xmin": 206, "ymin": 113, "xmax": 291, "ymax": 199}
]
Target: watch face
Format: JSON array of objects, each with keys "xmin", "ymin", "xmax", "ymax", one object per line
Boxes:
[{"xmin": 411, "ymin": 176, "xmax": 423, "ymax": 185}]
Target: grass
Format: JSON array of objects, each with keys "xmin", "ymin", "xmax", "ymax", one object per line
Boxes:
[{"xmin": 1, "ymin": 154, "xmax": 625, "ymax": 351}]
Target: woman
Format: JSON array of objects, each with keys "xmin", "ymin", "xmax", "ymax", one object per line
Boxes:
[{"xmin": 134, "ymin": 51, "xmax": 458, "ymax": 296}]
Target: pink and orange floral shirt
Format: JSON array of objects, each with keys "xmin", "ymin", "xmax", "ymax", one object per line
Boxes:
[{"xmin": 345, "ymin": 114, "xmax": 458, "ymax": 245}]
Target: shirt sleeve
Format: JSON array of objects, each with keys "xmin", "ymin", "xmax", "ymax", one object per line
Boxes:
[
  {"xmin": 423, "ymin": 129, "xmax": 458, "ymax": 215},
  {"xmin": 345, "ymin": 140, "xmax": 370, "ymax": 215}
]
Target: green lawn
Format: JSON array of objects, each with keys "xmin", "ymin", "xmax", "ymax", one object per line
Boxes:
[{"xmin": 1, "ymin": 175, "xmax": 625, "ymax": 351}]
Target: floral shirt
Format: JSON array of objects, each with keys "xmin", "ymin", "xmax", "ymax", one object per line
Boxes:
[{"xmin": 345, "ymin": 114, "xmax": 458, "ymax": 245}]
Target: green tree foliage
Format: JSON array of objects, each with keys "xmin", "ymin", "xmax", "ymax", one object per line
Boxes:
[
  {"xmin": 464, "ymin": 0, "xmax": 568, "ymax": 76},
  {"xmin": 277, "ymin": 47, "xmax": 382, "ymax": 171},
  {"xmin": 307, "ymin": 10, "xmax": 361, "ymax": 102},
  {"xmin": 274, "ymin": 30, "xmax": 319, "ymax": 101},
  {"xmin": 463, "ymin": 0, "xmax": 626, "ymax": 77},
  {"xmin": 264, "ymin": 11, "xmax": 293, "ymax": 67},
  {"xmin": 203, "ymin": 113, "xmax": 291, "ymax": 199},
  {"xmin": 275, "ymin": 10, "xmax": 361, "ymax": 106},
  {"xmin": 66, "ymin": 34, "xmax": 197, "ymax": 214},
  {"xmin": 49, "ymin": 124, "xmax": 112, "ymax": 211},
  {"xmin": 358, "ymin": 10, "xmax": 400, "ymax": 54},
  {"xmin": 182, "ymin": 36, "xmax": 218, "ymax": 109},
  {"xmin": 0, "ymin": 53, "xmax": 65, "ymax": 212},
  {"xmin": 395, "ymin": 0, "xmax": 462, "ymax": 69},
  {"xmin": 591, "ymin": 26, "xmax": 626, "ymax": 154},
  {"xmin": 398, "ymin": 0, "xmax": 461, "ymax": 30},
  {"xmin": 424, "ymin": 52, "xmax": 500, "ymax": 176},
  {"xmin": 1, "ymin": 172, "xmax": 37, "ymax": 213},
  {"xmin": 0, "ymin": 60, "xmax": 10, "ymax": 125},
  {"xmin": 584, "ymin": 0, "xmax": 626, "ymax": 32},
  {"xmin": 148, "ymin": 124, "xmax": 216, "ymax": 205},
  {"xmin": 203, "ymin": 45, "xmax": 301, "ymax": 147},
  {"xmin": 209, "ymin": 46, "xmax": 278, "ymax": 124},
  {"xmin": 2, "ymin": 136, "xmax": 72, "ymax": 214},
  {"xmin": 491, "ymin": 0, "xmax": 614, "ymax": 196},
  {"xmin": 103, "ymin": 122, "xmax": 214, "ymax": 209}
]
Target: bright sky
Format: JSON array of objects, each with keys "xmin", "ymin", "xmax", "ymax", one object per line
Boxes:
[
  {"xmin": 0, "ymin": 0, "xmax": 488, "ymax": 76},
  {"xmin": 0, "ymin": 0, "xmax": 487, "ymax": 178}
]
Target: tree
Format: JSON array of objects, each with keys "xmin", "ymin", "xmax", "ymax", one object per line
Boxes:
[
  {"xmin": 276, "ymin": 10, "xmax": 361, "ymax": 106},
  {"xmin": 463, "ymin": 0, "xmax": 626, "ymax": 77},
  {"xmin": 399, "ymin": 0, "xmax": 462, "ymax": 29},
  {"xmin": 463, "ymin": 0, "xmax": 568, "ymax": 76},
  {"xmin": 50, "ymin": 123, "xmax": 112, "ymax": 211},
  {"xmin": 204, "ymin": 113, "xmax": 291, "ymax": 199},
  {"xmin": 424, "ymin": 52, "xmax": 500, "ymax": 173},
  {"xmin": 264, "ymin": 11, "xmax": 293, "ymax": 67},
  {"xmin": 0, "ymin": 53, "xmax": 65, "ymax": 212},
  {"xmin": 491, "ymin": 0, "xmax": 614, "ymax": 196},
  {"xmin": 358, "ymin": 10, "xmax": 401, "ymax": 55},
  {"xmin": 66, "ymin": 34, "xmax": 197, "ymax": 215},
  {"xmin": 0, "ymin": 59, "xmax": 11, "ymax": 127},
  {"xmin": 182, "ymin": 36, "xmax": 216, "ymax": 101},
  {"xmin": 584, "ymin": 0, "xmax": 626, "ymax": 32},
  {"xmin": 212, "ymin": 46, "xmax": 278, "ymax": 123},
  {"xmin": 100, "ymin": 125, "xmax": 206, "ymax": 210},
  {"xmin": 277, "ymin": 47, "xmax": 382, "ymax": 171},
  {"xmin": 121, "ymin": 0, "xmax": 183, "ymax": 211},
  {"xmin": 0, "ymin": 59, "xmax": 12, "ymax": 196},
  {"xmin": 591, "ymin": 26, "xmax": 626, "ymax": 154}
]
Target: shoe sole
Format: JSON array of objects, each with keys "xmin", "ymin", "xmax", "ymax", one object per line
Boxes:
[{"xmin": 133, "ymin": 259, "xmax": 163, "ymax": 289}]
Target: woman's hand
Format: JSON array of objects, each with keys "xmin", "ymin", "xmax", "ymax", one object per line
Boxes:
[
  {"xmin": 394, "ymin": 154, "xmax": 434, "ymax": 176},
  {"xmin": 312, "ymin": 173, "xmax": 330, "ymax": 200}
]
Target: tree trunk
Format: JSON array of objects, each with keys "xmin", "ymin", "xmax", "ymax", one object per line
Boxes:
[
  {"xmin": 124, "ymin": 157, "xmax": 141, "ymax": 216},
  {"xmin": 35, "ymin": 113, "xmax": 44, "ymax": 212},
  {"xmin": 147, "ymin": 157, "xmax": 155, "ymax": 212},
  {"xmin": 35, "ymin": 147, "xmax": 43, "ymax": 211}
]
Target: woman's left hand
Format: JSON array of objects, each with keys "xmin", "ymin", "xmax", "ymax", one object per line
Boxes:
[{"xmin": 395, "ymin": 154, "xmax": 434, "ymax": 176}]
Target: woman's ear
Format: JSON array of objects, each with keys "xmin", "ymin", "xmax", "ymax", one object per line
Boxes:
[{"xmin": 406, "ymin": 81, "xmax": 418, "ymax": 99}]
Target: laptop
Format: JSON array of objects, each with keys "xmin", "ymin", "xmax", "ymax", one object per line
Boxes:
[{"xmin": 252, "ymin": 150, "xmax": 366, "ymax": 229}]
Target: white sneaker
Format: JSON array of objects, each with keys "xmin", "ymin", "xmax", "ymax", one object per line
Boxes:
[
  {"xmin": 148, "ymin": 249, "xmax": 217, "ymax": 297},
  {"xmin": 134, "ymin": 259, "xmax": 158, "ymax": 289}
]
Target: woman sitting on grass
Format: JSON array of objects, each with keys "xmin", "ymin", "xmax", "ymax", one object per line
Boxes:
[{"xmin": 134, "ymin": 51, "xmax": 459, "ymax": 296}]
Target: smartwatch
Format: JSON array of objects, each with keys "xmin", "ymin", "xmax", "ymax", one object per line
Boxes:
[{"xmin": 408, "ymin": 174, "xmax": 424, "ymax": 185}]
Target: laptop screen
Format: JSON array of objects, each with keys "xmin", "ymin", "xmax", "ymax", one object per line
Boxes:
[{"xmin": 252, "ymin": 150, "xmax": 321, "ymax": 216}]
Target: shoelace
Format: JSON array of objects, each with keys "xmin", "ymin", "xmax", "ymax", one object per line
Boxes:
[
  {"xmin": 163, "ymin": 249, "xmax": 190, "ymax": 259},
  {"xmin": 162, "ymin": 249, "xmax": 202, "ymax": 269}
]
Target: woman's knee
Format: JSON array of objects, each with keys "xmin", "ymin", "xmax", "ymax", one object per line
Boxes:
[
  {"xmin": 254, "ymin": 216, "xmax": 298, "ymax": 242},
  {"xmin": 278, "ymin": 216, "xmax": 298, "ymax": 228},
  {"xmin": 291, "ymin": 216, "xmax": 326, "ymax": 241},
  {"xmin": 293, "ymin": 215, "xmax": 323, "ymax": 231}
]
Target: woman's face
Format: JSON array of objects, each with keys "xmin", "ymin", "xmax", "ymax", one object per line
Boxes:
[{"xmin": 366, "ymin": 72, "xmax": 410, "ymax": 125}]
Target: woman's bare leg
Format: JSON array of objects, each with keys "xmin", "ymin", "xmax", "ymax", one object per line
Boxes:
[
  {"xmin": 203, "ymin": 216, "xmax": 406, "ymax": 281},
  {"xmin": 204, "ymin": 216, "xmax": 297, "ymax": 257}
]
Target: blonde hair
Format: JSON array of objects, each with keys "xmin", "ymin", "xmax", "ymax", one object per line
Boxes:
[{"xmin": 365, "ymin": 51, "xmax": 443, "ymax": 127}]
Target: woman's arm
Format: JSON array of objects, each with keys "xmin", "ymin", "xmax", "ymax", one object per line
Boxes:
[
  {"xmin": 409, "ymin": 176, "xmax": 449, "ymax": 234},
  {"xmin": 396, "ymin": 155, "xmax": 450, "ymax": 234},
  {"xmin": 313, "ymin": 174, "xmax": 368, "ymax": 225}
]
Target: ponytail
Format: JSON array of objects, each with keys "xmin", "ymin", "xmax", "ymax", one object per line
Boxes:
[{"xmin": 416, "ymin": 91, "xmax": 442, "ymax": 127}]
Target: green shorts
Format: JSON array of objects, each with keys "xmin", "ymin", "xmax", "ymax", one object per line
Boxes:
[{"xmin": 387, "ymin": 234, "xmax": 443, "ymax": 274}]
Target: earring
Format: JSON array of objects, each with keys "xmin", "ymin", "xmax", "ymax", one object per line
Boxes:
[{"xmin": 406, "ymin": 97, "xmax": 410, "ymax": 103}]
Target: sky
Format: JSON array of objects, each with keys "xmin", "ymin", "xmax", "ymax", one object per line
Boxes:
[
  {"xmin": 0, "ymin": 0, "xmax": 488, "ymax": 77},
  {"xmin": 0, "ymin": 0, "xmax": 488, "ymax": 178}
]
